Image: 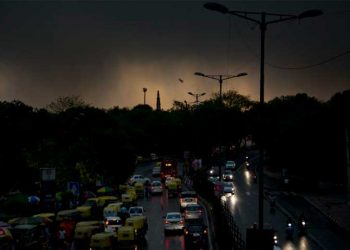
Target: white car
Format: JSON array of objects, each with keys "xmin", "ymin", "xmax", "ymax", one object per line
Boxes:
[
  {"xmin": 164, "ymin": 212, "xmax": 184, "ymax": 232},
  {"xmin": 128, "ymin": 175, "xmax": 151, "ymax": 185},
  {"xmin": 104, "ymin": 216, "xmax": 122, "ymax": 233},
  {"xmin": 151, "ymin": 181, "xmax": 163, "ymax": 194},
  {"xmin": 152, "ymin": 166, "xmax": 161, "ymax": 177},
  {"xmin": 128, "ymin": 206, "xmax": 145, "ymax": 217},
  {"xmin": 179, "ymin": 191, "xmax": 198, "ymax": 211}
]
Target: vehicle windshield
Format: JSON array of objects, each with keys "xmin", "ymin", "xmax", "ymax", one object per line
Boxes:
[
  {"xmin": 152, "ymin": 182, "xmax": 161, "ymax": 186},
  {"xmin": 186, "ymin": 205, "xmax": 201, "ymax": 211},
  {"xmin": 130, "ymin": 207, "xmax": 143, "ymax": 214},
  {"xmin": 180, "ymin": 192, "xmax": 197, "ymax": 198},
  {"xmin": 223, "ymin": 182, "xmax": 233, "ymax": 187},
  {"xmin": 167, "ymin": 214, "xmax": 180, "ymax": 219}
]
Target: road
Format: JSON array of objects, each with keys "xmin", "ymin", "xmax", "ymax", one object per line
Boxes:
[
  {"xmin": 228, "ymin": 154, "xmax": 349, "ymax": 250},
  {"xmin": 133, "ymin": 161, "xmax": 212, "ymax": 250}
]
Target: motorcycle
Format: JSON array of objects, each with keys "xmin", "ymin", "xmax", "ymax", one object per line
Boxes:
[
  {"xmin": 285, "ymin": 219, "xmax": 294, "ymax": 239},
  {"xmin": 298, "ymin": 217, "xmax": 307, "ymax": 235}
]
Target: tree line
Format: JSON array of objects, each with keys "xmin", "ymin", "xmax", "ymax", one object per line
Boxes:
[{"xmin": 0, "ymin": 89, "xmax": 349, "ymax": 194}]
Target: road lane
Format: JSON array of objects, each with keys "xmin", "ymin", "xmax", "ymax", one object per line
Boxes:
[{"xmin": 133, "ymin": 161, "xmax": 211, "ymax": 250}]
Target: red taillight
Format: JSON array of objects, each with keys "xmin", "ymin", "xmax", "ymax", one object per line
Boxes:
[
  {"xmin": 164, "ymin": 220, "xmax": 169, "ymax": 224},
  {"xmin": 180, "ymin": 220, "xmax": 184, "ymax": 224},
  {"xmin": 0, "ymin": 229, "xmax": 5, "ymax": 235},
  {"xmin": 204, "ymin": 229, "xmax": 208, "ymax": 234}
]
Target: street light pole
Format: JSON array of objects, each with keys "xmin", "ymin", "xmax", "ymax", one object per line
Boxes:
[
  {"xmin": 188, "ymin": 92, "xmax": 206, "ymax": 104},
  {"xmin": 194, "ymin": 71, "xmax": 247, "ymax": 181},
  {"xmin": 203, "ymin": 2, "xmax": 323, "ymax": 230}
]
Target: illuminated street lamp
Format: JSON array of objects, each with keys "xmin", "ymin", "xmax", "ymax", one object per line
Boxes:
[
  {"xmin": 203, "ymin": 2, "xmax": 323, "ymax": 230},
  {"xmin": 188, "ymin": 92, "xmax": 206, "ymax": 104},
  {"xmin": 143, "ymin": 87, "xmax": 147, "ymax": 105}
]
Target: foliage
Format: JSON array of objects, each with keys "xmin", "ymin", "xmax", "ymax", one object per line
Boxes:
[{"xmin": 0, "ymin": 89, "xmax": 349, "ymax": 194}]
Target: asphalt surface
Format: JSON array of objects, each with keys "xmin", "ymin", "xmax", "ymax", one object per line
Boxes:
[{"xmin": 133, "ymin": 161, "xmax": 212, "ymax": 250}]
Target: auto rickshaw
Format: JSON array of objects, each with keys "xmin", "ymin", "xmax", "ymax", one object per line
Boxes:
[
  {"xmin": 78, "ymin": 198, "xmax": 99, "ymax": 219},
  {"xmin": 116, "ymin": 226, "xmax": 136, "ymax": 249},
  {"xmin": 12, "ymin": 224, "xmax": 43, "ymax": 249},
  {"xmin": 119, "ymin": 184, "xmax": 128, "ymax": 193},
  {"xmin": 124, "ymin": 189, "xmax": 137, "ymax": 205},
  {"xmin": 121, "ymin": 194, "xmax": 133, "ymax": 208},
  {"xmin": 134, "ymin": 182, "xmax": 144, "ymax": 198},
  {"xmin": 32, "ymin": 213, "xmax": 56, "ymax": 221},
  {"xmin": 98, "ymin": 196, "xmax": 118, "ymax": 207},
  {"xmin": 103, "ymin": 202, "xmax": 123, "ymax": 218},
  {"xmin": 167, "ymin": 181, "xmax": 178, "ymax": 198},
  {"xmin": 89, "ymin": 232, "xmax": 115, "ymax": 250},
  {"xmin": 174, "ymin": 177, "xmax": 182, "ymax": 192},
  {"xmin": 73, "ymin": 221, "xmax": 104, "ymax": 250},
  {"xmin": 56, "ymin": 209, "xmax": 80, "ymax": 222},
  {"xmin": 125, "ymin": 216, "xmax": 147, "ymax": 241}
]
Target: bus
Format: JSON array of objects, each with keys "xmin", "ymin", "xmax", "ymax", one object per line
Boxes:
[{"xmin": 160, "ymin": 159, "xmax": 177, "ymax": 182}]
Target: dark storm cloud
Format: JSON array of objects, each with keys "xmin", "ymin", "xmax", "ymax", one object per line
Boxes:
[{"xmin": 0, "ymin": 1, "xmax": 349, "ymax": 109}]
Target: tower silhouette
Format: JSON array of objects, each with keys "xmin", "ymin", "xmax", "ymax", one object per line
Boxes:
[{"xmin": 156, "ymin": 90, "xmax": 161, "ymax": 111}]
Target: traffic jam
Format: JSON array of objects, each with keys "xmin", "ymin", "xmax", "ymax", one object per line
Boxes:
[{"xmin": 0, "ymin": 158, "xmax": 209, "ymax": 250}]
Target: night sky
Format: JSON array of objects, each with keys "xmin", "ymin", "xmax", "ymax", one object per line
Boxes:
[{"xmin": 0, "ymin": 1, "xmax": 349, "ymax": 110}]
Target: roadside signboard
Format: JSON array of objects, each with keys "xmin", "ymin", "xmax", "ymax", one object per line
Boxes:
[
  {"xmin": 40, "ymin": 168, "xmax": 56, "ymax": 181},
  {"xmin": 67, "ymin": 182, "xmax": 80, "ymax": 197}
]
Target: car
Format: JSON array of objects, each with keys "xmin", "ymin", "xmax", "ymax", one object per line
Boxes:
[
  {"xmin": 179, "ymin": 191, "xmax": 198, "ymax": 211},
  {"xmin": 183, "ymin": 204, "xmax": 204, "ymax": 221},
  {"xmin": 184, "ymin": 222, "xmax": 208, "ymax": 249},
  {"xmin": 163, "ymin": 212, "xmax": 184, "ymax": 233},
  {"xmin": 165, "ymin": 176, "xmax": 175, "ymax": 188},
  {"xmin": 128, "ymin": 175, "xmax": 150, "ymax": 185},
  {"xmin": 222, "ymin": 170, "xmax": 233, "ymax": 181},
  {"xmin": 150, "ymin": 180, "xmax": 163, "ymax": 194},
  {"xmin": 128, "ymin": 206, "xmax": 145, "ymax": 217},
  {"xmin": 225, "ymin": 160, "xmax": 236, "ymax": 171},
  {"xmin": 223, "ymin": 181, "xmax": 235, "ymax": 195},
  {"xmin": 104, "ymin": 216, "xmax": 122, "ymax": 233}
]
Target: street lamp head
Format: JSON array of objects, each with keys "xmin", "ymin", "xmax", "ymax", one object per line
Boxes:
[
  {"xmin": 203, "ymin": 2, "xmax": 228, "ymax": 14},
  {"xmin": 201, "ymin": 93, "xmax": 206, "ymax": 96},
  {"xmin": 143, "ymin": 88, "xmax": 147, "ymax": 92},
  {"xmin": 188, "ymin": 92, "xmax": 194, "ymax": 96},
  {"xmin": 236, "ymin": 72, "xmax": 248, "ymax": 77},
  {"xmin": 298, "ymin": 9, "xmax": 323, "ymax": 19},
  {"xmin": 194, "ymin": 72, "xmax": 205, "ymax": 77}
]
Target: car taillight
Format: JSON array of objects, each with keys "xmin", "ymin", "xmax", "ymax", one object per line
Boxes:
[
  {"xmin": 204, "ymin": 229, "xmax": 208, "ymax": 234},
  {"xmin": 164, "ymin": 220, "xmax": 169, "ymax": 224},
  {"xmin": 105, "ymin": 220, "xmax": 109, "ymax": 225},
  {"xmin": 0, "ymin": 229, "xmax": 5, "ymax": 235},
  {"xmin": 184, "ymin": 229, "xmax": 188, "ymax": 235},
  {"xmin": 180, "ymin": 220, "xmax": 184, "ymax": 224}
]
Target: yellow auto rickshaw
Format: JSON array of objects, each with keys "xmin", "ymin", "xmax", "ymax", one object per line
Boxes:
[
  {"xmin": 121, "ymin": 193, "xmax": 133, "ymax": 208},
  {"xmin": 103, "ymin": 202, "xmax": 123, "ymax": 218},
  {"xmin": 32, "ymin": 213, "xmax": 56, "ymax": 221},
  {"xmin": 125, "ymin": 216, "xmax": 147, "ymax": 241},
  {"xmin": 119, "ymin": 184, "xmax": 128, "ymax": 193},
  {"xmin": 56, "ymin": 209, "xmax": 80, "ymax": 222},
  {"xmin": 116, "ymin": 226, "xmax": 136, "ymax": 249},
  {"xmin": 167, "ymin": 181, "xmax": 178, "ymax": 198},
  {"xmin": 89, "ymin": 232, "xmax": 115, "ymax": 250},
  {"xmin": 74, "ymin": 221, "xmax": 104, "ymax": 249},
  {"xmin": 174, "ymin": 177, "xmax": 182, "ymax": 191},
  {"xmin": 134, "ymin": 182, "xmax": 144, "ymax": 198},
  {"xmin": 76, "ymin": 205, "xmax": 93, "ymax": 219},
  {"xmin": 98, "ymin": 196, "xmax": 119, "ymax": 208}
]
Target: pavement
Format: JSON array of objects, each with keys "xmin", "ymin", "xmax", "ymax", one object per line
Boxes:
[{"xmin": 264, "ymin": 168, "xmax": 350, "ymax": 237}]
